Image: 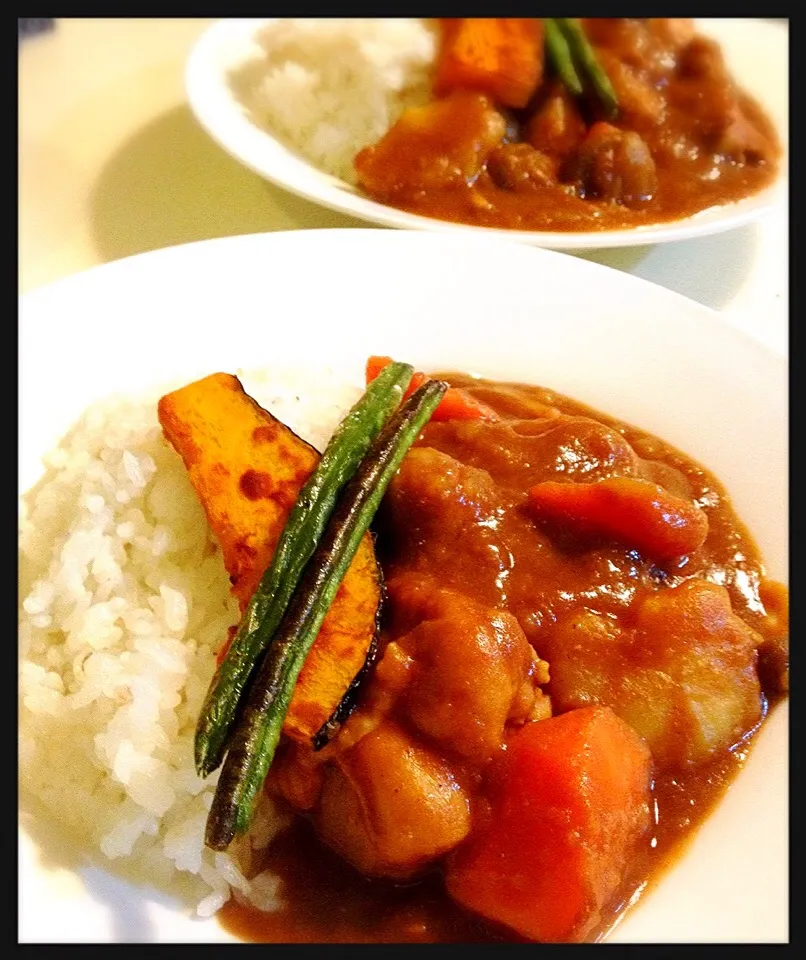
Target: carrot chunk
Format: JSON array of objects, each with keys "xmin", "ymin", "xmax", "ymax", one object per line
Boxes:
[
  {"xmin": 366, "ymin": 356, "xmax": 498, "ymax": 422},
  {"xmin": 435, "ymin": 18, "xmax": 545, "ymax": 109},
  {"xmin": 527, "ymin": 476, "xmax": 709, "ymax": 560},
  {"xmin": 431, "ymin": 387, "xmax": 501, "ymax": 422},
  {"xmin": 365, "ymin": 355, "xmax": 395, "ymax": 383},
  {"xmin": 445, "ymin": 706, "xmax": 653, "ymax": 942}
]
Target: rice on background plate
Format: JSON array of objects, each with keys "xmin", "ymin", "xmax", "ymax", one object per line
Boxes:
[
  {"xmin": 18, "ymin": 366, "xmax": 362, "ymax": 917},
  {"xmin": 230, "ymin": 18, "xmax": 438, "ymax": 184}
]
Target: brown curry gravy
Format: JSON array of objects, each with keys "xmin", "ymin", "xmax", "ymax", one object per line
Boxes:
[
  {"xmin": 377, "ymin": 92, "xmax": 779, "ymax": 233},
  {"xmin": 356, "ymin": 19, "xmax": 782, "ymax": 233},
  {"xmin": 219, "ymin": 375, "xmax": 787, "ymax": 943}
]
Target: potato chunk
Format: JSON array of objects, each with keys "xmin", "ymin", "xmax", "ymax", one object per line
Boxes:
[
  {"xmin": 354, "ymin": 91, "xmax": 506, "ymax": 199},
  {"xmin": 544, "ymin": 579, "xmax": 763, "ymax": 769},
  {"xmin": 316, "ymin": 721, "xmax": 472, "ymax": 879},
  {"xmin": 389, "ymin": 583, "xmax": 545, "ymax": 763}
]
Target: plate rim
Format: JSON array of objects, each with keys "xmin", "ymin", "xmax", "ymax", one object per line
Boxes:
[{"xmin": 15, "ymin": 226, "xmax": 786, "ymax": 368}]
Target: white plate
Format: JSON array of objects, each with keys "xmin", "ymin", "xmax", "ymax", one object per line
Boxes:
[
  {"xmin": 19, "ymin": 230, "xmax": 787, "ymax": 942},
  {"xmin": 185, "ymin": 19, "xmax": 788, "ymax": 250}
]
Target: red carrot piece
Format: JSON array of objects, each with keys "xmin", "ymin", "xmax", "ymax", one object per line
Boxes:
[
  {"xmin": 435, "ymin": 18, "xmax": 545, "ymax": 110},
  {"xmin": 445, "ymin": 706, "xmax": 653, "ymax": 942},
  {"xmin": 366, "ymin": 356, "xmax": 498, "ymax": 422},
  {"xmin": 527, "ymin": 476, "xmax": 709, "ymax": 560}
]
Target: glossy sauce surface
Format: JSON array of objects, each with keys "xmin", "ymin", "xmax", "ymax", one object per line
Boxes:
[
  {"xmin": 219, "ymin": 375, "xmax": 787, "ymax": 943},
  {"xmin": 372, "ymin": 94, "xmax": 778, "ymax": 232},
  {"xmin": 220, "ymin": 745, "xmax": 752, "ymax": 943}
]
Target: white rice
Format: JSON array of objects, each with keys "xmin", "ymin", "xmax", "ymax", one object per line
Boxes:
[
  {"xmin": 231, "ymin": 18, "xmax": 438, "ymax": 183},
  {"xmin": 18, "ymin": 366, "xmax": 362, "ymax": 916}
]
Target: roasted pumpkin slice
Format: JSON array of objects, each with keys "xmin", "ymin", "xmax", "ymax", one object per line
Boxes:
[{"xmin": 157, "ymin": 373, "xmax": 382, "ymax": 745}]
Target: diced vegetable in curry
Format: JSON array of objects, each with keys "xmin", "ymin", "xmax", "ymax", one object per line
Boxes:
[
  {"xmin": 158, "ymin": 361, "xmax": 788, "ymax": 944},
  {"xmin": 354, "ymin": 18, "xmax": 781, "ymax": 231}
]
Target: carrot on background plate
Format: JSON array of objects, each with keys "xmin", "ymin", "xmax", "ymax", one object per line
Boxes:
[
  {"xmin": 366, "ymin": 356, "xmax": 498, "ymax": 422},
  {"xmin": 445, "ymin": 705, "xmax": 653, "ymax": 943},
  {"xmin": 435, "ymin": 18, "xmax": 545, "ymax": 110}
]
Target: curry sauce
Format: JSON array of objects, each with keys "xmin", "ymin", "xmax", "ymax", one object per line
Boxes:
[
  {"xmin": 355, "ymin": 19, "xmax": 781, "ymax": 232},
  {"xmin": 220, "ymin": 744, "xmax": 761, "ymax": 943},
  {"xmin": 218, "ymin": 374, "xmax": 787, "ymax": 943}
]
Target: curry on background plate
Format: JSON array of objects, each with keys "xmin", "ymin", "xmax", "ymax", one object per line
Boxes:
[{"xmin": 355, "ymin": 18, "xmax": 781, "ymax": 232}]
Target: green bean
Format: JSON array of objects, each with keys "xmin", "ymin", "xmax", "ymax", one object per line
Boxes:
[
  {"xmin": 194, "ymin": 360, "xmax": 413, "ymax": 777},
  {"xmin": 555, "ymin": 18, "xmax": 619, "ymax": 119},
  {"xmin": 544, "ymin": 18, "xmax": 583, "ymax": 97},
  {"xmin": 205, "ymin": 379, "xmax": 448, "ymax": 850}
]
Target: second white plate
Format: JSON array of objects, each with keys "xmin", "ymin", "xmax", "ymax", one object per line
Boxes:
[
  {"xmin": 185, "ymin": 18, "xmax": 789, "ymax": 250},
  {"xmin": 20, "ymin": 229, "xmax": 787, "ymax": 942}
]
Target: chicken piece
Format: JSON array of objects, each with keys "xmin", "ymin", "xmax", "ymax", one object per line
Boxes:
[
  {"xmin": 673, "ymin": 37, "xmax": 771, "ymax": 161},
  {"xmin": 581, "ymin": 18, "xmax": 656, "ymax": 68},
  {"xmin": 487, "ymin": 142, "xmax": 558, "ymax": 192},
  {"xmin": 420, "ymin": 415, "xmax": 645, "ymax": 492},
  {"xmin": 716, "ymin": 107, "xmax": 772, "ymax": 164},
  {"xmin": 582, "ymin": 18, "xmax": 685, "ymax": 75},
  {"xmin": 674, "ymin": 36, "xmax": 735, "ymax": 144},
  {"xmin": 677, "ymin": 34, "xmax": 732, "ymax": 84},
  {"xmin": 565, "ymin": 122, "xmax": 658, "ymax": 207},
  {"xmin": 383, "ymin": 447, "xmax": 500, "ymax": 530},
  {"xmin": 274, "ymin": 576, "xmax": 548, "ymax": 843},
  {"xmin": 315, "ymin": 721, "xmax": 472, "ymax": 879},
  {"xmin": 543, "ymin": 579, "xmax": 763, "ymax": 769},
  {"xmin": 354, "ymin": 91, "xmax": 507, "ymax": 200},
  {"xmin": 378, "ymin": 447, "xmax": 511, "ymax": 606},
  {"xmin": 525, "ymin": 80, "xmax": 587, "ymax": 159},
  {"xmin": 574, "ymin": 21, "xmax": 696, "ymax": 133},
  {"xmin": 646, "ymin": 18, "xmax": 695, "ymax": 51},
  {"xmin": 386, "ymin": 581, "xmax": 546, "ymax": 763},
  {"xmin": 596, "ymin": 52, "xmax": 666, "ymax": 130}
]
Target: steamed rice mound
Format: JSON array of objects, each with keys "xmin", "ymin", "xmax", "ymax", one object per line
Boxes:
[
  {"xmin": 18, "ymin": 368, "xmax": 361, "ymax": 917},
  {"xmin": 232, "ymin": 18, "xmax": 438, "ymax": 184}
]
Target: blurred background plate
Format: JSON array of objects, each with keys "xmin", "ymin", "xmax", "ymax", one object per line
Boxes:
[{"xmin": 185, "ymin": 19, "xmax": 788, "ymax": 251}]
